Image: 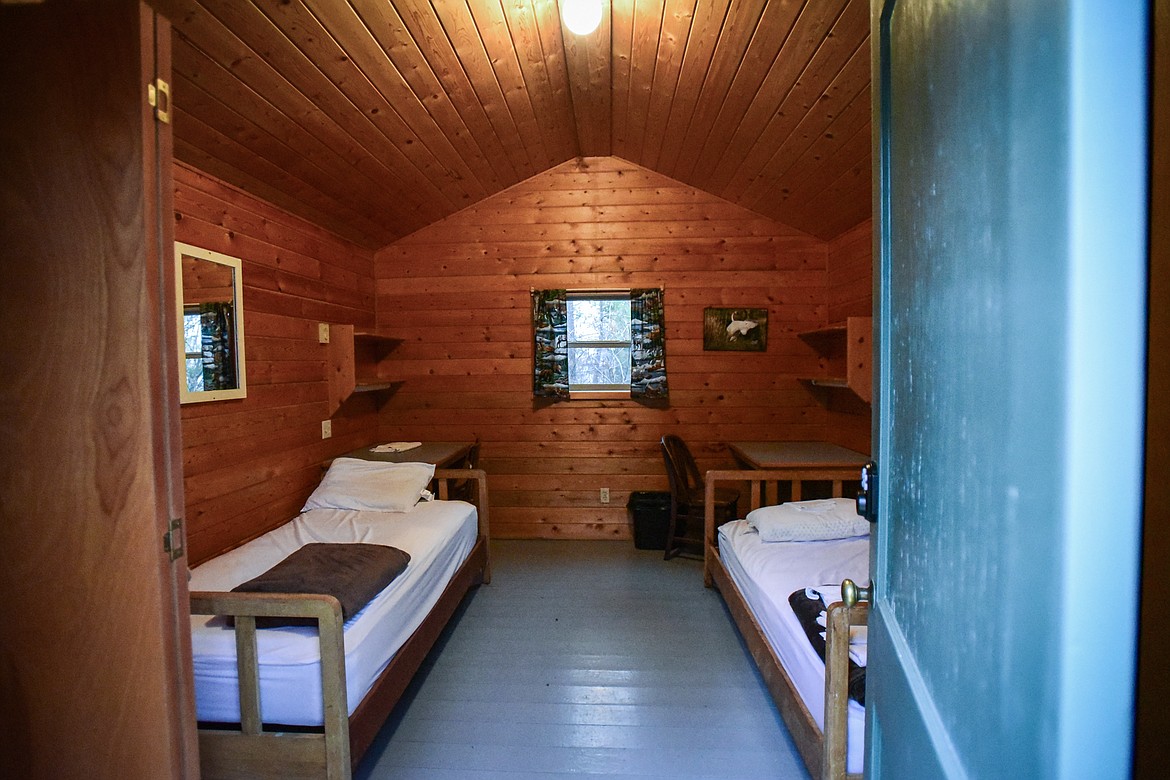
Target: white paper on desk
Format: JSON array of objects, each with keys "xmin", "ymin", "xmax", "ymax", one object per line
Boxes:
[{"xmin": 371, "ymin": 441, "xmax": 422, "ymax": 453}]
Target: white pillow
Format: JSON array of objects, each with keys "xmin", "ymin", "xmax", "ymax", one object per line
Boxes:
[
  {"xmin": 746, "ymin": 498, "xmax": 869, "ymax": 542},
  {"xmin": 303, "ymin": 458, "xmax": 435, "ymax": 513}
]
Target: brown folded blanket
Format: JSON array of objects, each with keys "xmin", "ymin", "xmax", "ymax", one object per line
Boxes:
[{"xmin": 231, "ymin": 543, "xmax": 411, "ymax": 628}]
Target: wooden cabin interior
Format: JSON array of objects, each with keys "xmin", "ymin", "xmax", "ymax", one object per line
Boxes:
[
  {"xmin": 1, "ymin": 0, "xmax": 1163, "ymax": 777},
  {"xmin": 155, "ymin": 0, "xmax": 877, "ymax": 563}
]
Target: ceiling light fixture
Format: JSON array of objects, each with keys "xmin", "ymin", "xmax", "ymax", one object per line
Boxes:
[{"xmin": 562, "ymin": 0, "xmax": 602, "ymax": 36}]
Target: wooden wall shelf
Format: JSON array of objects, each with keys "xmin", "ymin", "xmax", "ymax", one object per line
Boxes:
[
  {"xmin": 798, "ymin": 316, "xmax": 872, "ymax": 406},
  {"xmin": 326, "ymin": 324, "xmax": 402, "ymax": 414}
]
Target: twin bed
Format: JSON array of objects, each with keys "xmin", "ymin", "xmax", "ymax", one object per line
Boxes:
[
  {"xmin": 189, "ymin": 458, "xmax": 490, "ymax": 780},
  {"xmin": 704, "ymin": 469, "xmax": 871, "ymax": 780}
]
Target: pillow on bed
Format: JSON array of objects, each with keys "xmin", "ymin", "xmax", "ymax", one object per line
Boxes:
[
  {"xmin": 303, "ymin": 458, "xmax": 435, "ymax": 513},
  {"xmin": 746, "ymin": 498, "xmax": 869, "ymax": 542}
]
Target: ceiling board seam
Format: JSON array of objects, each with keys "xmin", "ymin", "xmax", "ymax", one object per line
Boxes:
[
  {"xmin": 333, "ymin": 0, "xmax": 502, "ymax": 196},
  {"xmin": 436, "ymin": 0, "xmax": 541, "ymax": 175},
  {"xmin": 471, "ymin": 0, "xmax": 557, "ymax": 169},
  {"xmin": 268, "ymin": 0, "xmax": 468, "ymax": 209},
  {"xmin": 395, "ymin": 0, "xmax": 531, "ymax": 180},
  {"xmin": 745, "ymin": 80, "xmax": 870, "ymax": 213},
  {"xmin": 769, "ymin": 119, "xmax": 871, "ymax": 231},
  {"xmin": 741, "ymin": 33, "xmax": 871, "ymax": 209},
  {"xmin": 620, "ymin": 0, "xmax": 667, "ymax": 162},
  {"xmin": 652, "ymin": 0, "xmax": 734, "ymax": 176},
  {"xmin": 175, "ymin": 108, "xmax": 396, "ymax": 242},
  {"xmin": 201, "ymin": 0, "xmax": 456, "ymax": 212},
  {"xmin": 669, "ymin": 0, "xmax": 768, "ymax": 183},
  {"xmin": 171, "ymin": 31, "xmax": 429, "ymax": 224},
  {"xmin": 173, "ymin": 70, "xmax": 406, "ymax": 235},
  {"xmin": 717, "ymin": 0, "xmax": 858, "ymax": 202},
  {"xmin": 688, "ymin": 0, "xmax": 810, "ymax": 186},
  {"xmin": 638, "ymin": 0, "xmax": 697, "ymax": 169},
  {"xmin": 505, "ymin": 0, "xmax": 577, "ymax": 165},
  {"xmin": 173, "ymin": 135, "xmax": 384, "ymax": 249},
  {"xmin": 173, "ymin": 4, "xmax": 443, "ymax": 229}
]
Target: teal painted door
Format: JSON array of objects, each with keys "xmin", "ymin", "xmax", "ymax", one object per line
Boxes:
[{"xmin": 869, "ymin": 1, "xmax": 1148, "ymax": 777}]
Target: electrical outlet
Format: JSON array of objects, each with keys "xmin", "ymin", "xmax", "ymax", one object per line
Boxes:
[
  {"xmin": 321, "ymin": 420, "xmax": 332, "ymax": 439},
  {"xmin": 600, "ymin": 487, "xmax": 610, "ymax": 504},
  {"xmin": 318, "ymin": 323, "xmax": 330, "ymax": 344}
]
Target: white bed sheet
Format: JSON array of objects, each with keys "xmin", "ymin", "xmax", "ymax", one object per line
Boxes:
[
  {"xmin": 189, "ymin": 499, "xmax": 478, "ymax": 726},
  {"xmin": 718, "ymin": 519, "xmax": 869, "ymax": 775}
]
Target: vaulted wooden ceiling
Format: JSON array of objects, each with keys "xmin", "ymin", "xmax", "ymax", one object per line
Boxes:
[{"xmin": 156, "ymin": 0, "xmax": 871, "ymax": 250}]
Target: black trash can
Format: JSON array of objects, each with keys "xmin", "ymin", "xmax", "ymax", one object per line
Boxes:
[{"xmin": 627, "ymin": 491, "xmax": 672, "ymax": 550}]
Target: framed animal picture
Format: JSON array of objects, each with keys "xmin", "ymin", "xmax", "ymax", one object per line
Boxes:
[{"xmin": 703, "ymin": 307, "xmax": 768, "ymax": 351}]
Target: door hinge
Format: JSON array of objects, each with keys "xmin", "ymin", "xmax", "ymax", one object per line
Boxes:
[
  {"xmin": 147, "ymin": 78, "xmax": 171, "ymax": 124},
  {"xmin": 163, "ymin": 518, "xmax": 184, "ymax": 561}
]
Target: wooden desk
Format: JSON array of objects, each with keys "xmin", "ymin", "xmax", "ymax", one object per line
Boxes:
[
  {"xmin": 728, "ymin": 441, "xmax": 868, "ymax": 471},
  {"xmin": 728, "ymin": 441, "xmax": 868, "ymax": 504},
  {"xmin": 342, "ymin": 441, "xmax": 473, "ymax": 469}
]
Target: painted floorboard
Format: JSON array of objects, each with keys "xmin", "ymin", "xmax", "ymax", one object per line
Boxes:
[{"xmin": 355, "ymin": 540, "xmax": 811, "ymax": 779}]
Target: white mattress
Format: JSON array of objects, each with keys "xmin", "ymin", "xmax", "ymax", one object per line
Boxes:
[
  {"xmin": 718, "ymin": 520, "xmax": 869, "ymax": 775},
  {"xmin": 189, "ymin": 500, "xmax": 478, "ymax": 726}
]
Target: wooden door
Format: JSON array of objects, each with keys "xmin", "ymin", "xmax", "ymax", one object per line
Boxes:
[
  {"xmin": 0, "ymin": 2, "xmax": 197, "ymax": 777},
  {"xmin": 868, "ymin": 0, "xmax": 1148, "ymax": 776}
]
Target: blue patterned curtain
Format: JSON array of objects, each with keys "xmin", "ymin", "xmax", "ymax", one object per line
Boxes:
[
  {"xmin": 630, "ymin": 288, "xmax": 668, "ymax": 399},
  {"xmin": 531, "ymin": 289, "xmax": 569, "ymax": 399},
  {"xmin": 200, "ymin": 302, "xmax": 237, "ymax": 391}
]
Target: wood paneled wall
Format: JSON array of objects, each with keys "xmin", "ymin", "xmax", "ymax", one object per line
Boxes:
[
  {"xmin": 374, "ymin": 157, "xmax": 852, "ymax": 539},
  {"xmin": 824, "ymin": 218, "xmax": 874, "ymax": 454},
  {"xmin": 828, "ymin": 218, "xmax": 873, "ymax": 323},
  {"xmin": 174, "ymin": 163, "xmax": 378, "ymax": 564}
]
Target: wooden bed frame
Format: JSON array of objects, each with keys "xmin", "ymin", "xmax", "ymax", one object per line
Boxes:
[
  {"xmin": 703, "ymin": 469, "xmax": 869, "ymax": 780},
  {"xmin": 190, "ymin": 468, "xmax": 491, "ymax": 780}
]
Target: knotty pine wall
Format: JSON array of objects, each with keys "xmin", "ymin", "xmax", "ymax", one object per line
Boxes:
[
  {"xmin": 374, "ymin": 157, "xmax": 868, "ymax": 540},
  {"xmin": 174, "ymin": 163, "xmax": 380, "ymax": 564},
  {"xmin": 825, "ymin": 219, "xmax": 874, "ymax": 454}
]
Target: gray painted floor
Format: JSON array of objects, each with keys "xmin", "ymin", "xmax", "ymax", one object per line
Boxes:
[{"xmin": 355, "ymin": 540, "xmax": 810, "ymax": 779}]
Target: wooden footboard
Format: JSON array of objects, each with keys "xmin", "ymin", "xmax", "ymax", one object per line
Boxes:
[
  {"xmin": 191, "ymin": 592, "xmax": 351, "ymax": 780},
  {"xmin": 192, "ymin": 469, "xmax": 491, "ymax": 780},
  {"xmin": 703, "ymin": 468, "xmax": 866, "ymax": 780}
]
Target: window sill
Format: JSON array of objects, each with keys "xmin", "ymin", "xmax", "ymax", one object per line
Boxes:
[{"xmin": 569, "ymin": 390, "xmax": 632, "ymax": 401}]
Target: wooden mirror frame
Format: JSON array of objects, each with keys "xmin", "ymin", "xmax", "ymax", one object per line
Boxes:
[{"xmin": 174, "ymin": 242, "xmax": 247, "ymax": 404}]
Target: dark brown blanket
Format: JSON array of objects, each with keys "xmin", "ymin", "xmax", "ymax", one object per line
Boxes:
[
  {"xmin": 788, "ymin": 588, "xmax": 866, "ymax": 704},
  {"xmin": 232, "ymin": 543, "xmax": 411, "ymax": 628}
]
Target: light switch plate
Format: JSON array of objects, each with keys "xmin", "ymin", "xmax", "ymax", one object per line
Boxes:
[
  {"xmin": 321, "ymin": 420, "xmax": 332, "ymax": 439},
  {"xmin": 318, "ymin": 323, "xmax": 330, "ymax": 344}
]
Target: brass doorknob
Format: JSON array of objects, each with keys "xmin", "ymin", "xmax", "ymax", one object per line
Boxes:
[{"xmin": 841, "ymin": 578, "xmax": 872, "ymax": 607}]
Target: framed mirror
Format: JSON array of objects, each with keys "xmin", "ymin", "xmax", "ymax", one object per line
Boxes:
[{"xmin": 175, "ymin": 242, "xmax": 247, "ymax": 403}]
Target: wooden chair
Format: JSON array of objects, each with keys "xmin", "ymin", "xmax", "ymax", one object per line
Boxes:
[{"xmin": 660, "ymin": 435, "xmax": 739, "ymax": 560}]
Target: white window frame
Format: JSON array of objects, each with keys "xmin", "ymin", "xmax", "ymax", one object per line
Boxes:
[{"xmin": 567, "ymin": 290, "xmax": 632, "ymax": 398}]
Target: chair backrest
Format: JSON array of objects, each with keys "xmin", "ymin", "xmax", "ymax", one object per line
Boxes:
[
  {"xmin": 449, "ymin": 440, "xmax": 481, "ymax": 501},
  {"xmin": 462, "ymin": 441, "xmax": 481, "ymax": 470},
  {"xmin": 661, "ymin": 434, "xmax": 703, "ymax": 504}
]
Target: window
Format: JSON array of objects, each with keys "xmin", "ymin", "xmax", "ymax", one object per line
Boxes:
[
  {"xmin": 567, "ymin": 292, "xmax": 632, "ymax": 393},
  {"xmin": 182, "ymin": 305, "xmax": 205, "ymax": 392},
  {"xmin": 532, "ymin": 287, "xmax": 668, "ymax": 401}
]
